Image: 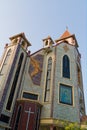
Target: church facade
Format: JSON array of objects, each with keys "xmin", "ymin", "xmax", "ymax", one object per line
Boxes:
[{"xmin": 0, "ymin": 30, "xmax": 86, "ymax": 130}]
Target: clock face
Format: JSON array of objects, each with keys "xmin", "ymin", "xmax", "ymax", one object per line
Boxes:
[{"xmin": 59, "ymin": 84, "xmax": 73, "ymax": 105}]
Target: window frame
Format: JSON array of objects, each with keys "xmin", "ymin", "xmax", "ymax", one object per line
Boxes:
[
  {"xmin": 44, "ymin": 57, "xmax": 52, "ymax": 102},
  {"xmin": 59, "ymin": 83, "xmax": 73, "ymax": 105},
  {"xmin": 62, "ymin": 55, "xmax": 70, "ymax": 79},
  {"xmin": 22, "ymin": 91, "xmax": 39, "ymax": 101},
  {"xmin": 6, "ymin": 53, "xmax": 24, "ymax": 111}
]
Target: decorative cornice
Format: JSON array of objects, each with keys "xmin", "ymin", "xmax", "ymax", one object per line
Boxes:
[
  {"xmin": 17, "ymin": 98, "xmax": 43, "ymax": 106},
  {"xmin": 9, "ymin": 32, "xmax": 31, "ymax": 46}
]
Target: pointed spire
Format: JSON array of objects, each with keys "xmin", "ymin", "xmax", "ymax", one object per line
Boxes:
[
  {"xmin": 55, "ymin": 29, "xmax": 79, "ymax": 47},
  {"xmin": 59, "ymin": 29, "xmax": 71, "ymax": 39}
]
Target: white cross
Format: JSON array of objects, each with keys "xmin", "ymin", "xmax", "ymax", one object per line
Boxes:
[
  {"xmin": 25, "ymin": 107, "xmax": 34, "ymax": 130},
  {"xmin": 66, "ymin": 26, "xmax": 68, "ymax": 30}
]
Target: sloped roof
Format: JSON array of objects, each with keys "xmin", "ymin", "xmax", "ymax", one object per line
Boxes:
[
  {"xmin": 55, "ymin": 30, "xmax": 78, "ymax": 47},
  {"xmin": 42, "ymin": 35, "xmax": 54, "ymax": 44},
  {"xmin": 60, "ymin": 30, "xmax": 71, "ymax": 39},
  {"xmin": 42, "ymin": 36, "xmax": 51, "ymax": 41}
]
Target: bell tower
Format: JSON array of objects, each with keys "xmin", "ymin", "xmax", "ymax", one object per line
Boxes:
[
  {"xmin": 43, "ymin": 36, "xmax": 54, "ymax": 53},
  {"xmin": 0, "ymin": 33, "xmax": 31, "ymax": 129},
  {"xmin": 54, "ymin": 30, "xmax": 85, "ymax": 121}
]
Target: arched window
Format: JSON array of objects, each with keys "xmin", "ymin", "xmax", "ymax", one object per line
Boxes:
[
  {"xmin": 44, "ymin": 57, "xmax": 52, "ymax": 102},
  {"xmin": 62, "ymin": 55, "xmax": 70, "ymax": 78},
  {"xmin": 14, "ymin": 105, "xmax": 22, "ymax": 130},
  {"xmin": 6, "ymin": 53, "xmax": 24, "ymax": 110}
]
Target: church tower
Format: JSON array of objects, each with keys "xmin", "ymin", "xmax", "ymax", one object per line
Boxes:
[
  {"xmin": 39, "ymin": 30, "xmax": 85, "ymax": 130},
  {"xmin": 54, "ymin": 30, "xmax": 85, "ymax": 121},
  {"xmin": 0, "ymin": 33, "xmax": 31, "ymax": 129}
]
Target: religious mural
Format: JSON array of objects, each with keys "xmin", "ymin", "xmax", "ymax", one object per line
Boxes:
[{"xmin": 29, "ymin": 54, "xmax": 44, "ymax": 85}]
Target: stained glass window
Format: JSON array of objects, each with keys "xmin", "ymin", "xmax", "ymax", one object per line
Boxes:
[
  {"xmin": 44, "ymin": 57, "xmax": 52, "ymax": 102},
  {"xmin": 59, "ymin": 84, "xmax": 73, "ymax": 105},
  {"xmin": 6, "ymin": 53, "xmax": 24, "ymax": 110},
  {"xmin": 63, "ymin": 55, "xmax": 70, "ymax": 78}
]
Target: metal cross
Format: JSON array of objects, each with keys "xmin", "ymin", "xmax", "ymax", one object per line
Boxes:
[
  {"xmin": 25, "ymin": 107, "xmax": 34, "ymax": 130},
  {"xmin": 66, "ymin": 26, "xmax": 68, "ymax": 30}
]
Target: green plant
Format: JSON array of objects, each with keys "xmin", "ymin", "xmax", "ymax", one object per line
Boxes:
[{"xmin": 65, "ymin": 123, "xmax": 80, "ymax": 130}]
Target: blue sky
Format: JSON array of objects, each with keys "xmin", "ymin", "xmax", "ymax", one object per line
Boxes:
[{"xmin": 0, "ymin": 0, "xmax": 87, "ymax": 114}]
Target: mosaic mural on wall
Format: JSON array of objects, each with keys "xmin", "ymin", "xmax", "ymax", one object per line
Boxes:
[{"xmin": 29, "ymin": 54, "xmax": 44, "ymax": 85}]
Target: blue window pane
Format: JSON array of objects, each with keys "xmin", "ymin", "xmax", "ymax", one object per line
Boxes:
[
  {"xmin": 63, "ymin": 55, "xmax": 70, "ymax": 78},
  {"xmin": 59, "ymin": 84, "xmax": 73, "ymax": 105}
]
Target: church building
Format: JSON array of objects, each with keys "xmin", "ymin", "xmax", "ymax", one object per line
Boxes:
[{"xmin": 0, "ymin": 30, "xmax": 86, "ymax": 130}]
